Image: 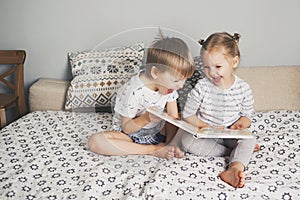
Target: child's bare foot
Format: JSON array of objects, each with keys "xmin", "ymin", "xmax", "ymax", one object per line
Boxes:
[
  {"xmin": 174, "ymin": 146, "xmax": 184, "ymax": 158},
  {"xmin": 152, "ymin": 145, "xmax": 175, "ymax": 159},
  {"xmin": 253, "ymin": 143, "xmax": 260, "ymax": 152},
  {"xmin": 219, "ymin": 162, "xmax": 245, "ymax": 188}
]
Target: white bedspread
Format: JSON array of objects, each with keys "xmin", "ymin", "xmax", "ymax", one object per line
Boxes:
[{"xmin": 0, "ymin": 110, "xmax": 299, "ymax": 199}]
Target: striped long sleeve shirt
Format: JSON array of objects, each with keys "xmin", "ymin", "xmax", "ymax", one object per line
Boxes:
[{"xmin": 182, "ymin": 75, "xmax": 254, "ymax": 127}]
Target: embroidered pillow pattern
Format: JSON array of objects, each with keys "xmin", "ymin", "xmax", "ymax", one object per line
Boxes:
[{"xmin": 65, "ymin": 42, "xmax": 144, "ymax": 110}]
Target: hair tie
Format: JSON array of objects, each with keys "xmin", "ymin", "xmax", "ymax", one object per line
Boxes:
[
  {"xmin": 198, "ymin": 39, "xmax": 205, "ymax": 45},
  {"xmin": 232, "ymin": 33, "xmax": 241, "ymax": 42}
]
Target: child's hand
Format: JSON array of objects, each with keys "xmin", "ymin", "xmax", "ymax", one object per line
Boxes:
[
  {"xmin": 229, "ymin": 123, "xmax": 243, "ymax": 130},
  {"xmin": 229, "ymin": 116, "xmax": 251, "ymax": 130}
]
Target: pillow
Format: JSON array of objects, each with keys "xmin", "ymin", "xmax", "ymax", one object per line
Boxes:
[
  {"xmin": 177, "ymin": 56, "xmax": 205, "ymax": 112},
  {"xmin": 65, "ymin": 42, "xmax": 145, "ymax": 111}
]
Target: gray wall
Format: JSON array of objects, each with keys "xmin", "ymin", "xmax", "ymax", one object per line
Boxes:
[{"xmin": 1, "ymin": 0, "xmax": 300, "ymax": 92}]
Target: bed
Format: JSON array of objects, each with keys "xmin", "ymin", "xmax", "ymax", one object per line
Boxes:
[{"xmin": 0, "ymin": 41, "xmax": 299, "ymax": 199}]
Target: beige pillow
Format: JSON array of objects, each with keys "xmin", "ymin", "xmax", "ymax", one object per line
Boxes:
[{"xmin": 29, "ymin": 78, "xmax": 70, "ymax": 111}]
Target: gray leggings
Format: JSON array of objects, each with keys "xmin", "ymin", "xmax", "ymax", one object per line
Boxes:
[{"xmin": 181, "ymin": 131, "xmax": 256, "ymax": 167}]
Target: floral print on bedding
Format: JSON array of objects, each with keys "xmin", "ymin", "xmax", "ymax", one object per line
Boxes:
[{"xmin": 0, "ymin": 110, "xmax": 299, "ymax": 199}]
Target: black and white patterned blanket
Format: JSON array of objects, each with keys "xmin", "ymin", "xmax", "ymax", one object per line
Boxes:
[{"xmin": 0, "ymin": 110, "xmax": 299, "ymax": 199}]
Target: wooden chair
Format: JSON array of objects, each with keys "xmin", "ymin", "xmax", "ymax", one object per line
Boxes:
[{"xmin": 0, "ymin": 50, "xmax": 27, "ymax": 128}]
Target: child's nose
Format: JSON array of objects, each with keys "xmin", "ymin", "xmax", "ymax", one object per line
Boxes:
[{"xmin": 209, "ymin": 67, "xmax": 217, "ymax": 76}]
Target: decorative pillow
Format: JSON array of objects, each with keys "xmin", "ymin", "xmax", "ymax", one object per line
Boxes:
[
  {"xmin": 177, "ymin": 56, "xmax": 205, "ymax": 112},
  {"xmin": 65, "ymin": 42, "xmax": 145, "ymax": 111}
]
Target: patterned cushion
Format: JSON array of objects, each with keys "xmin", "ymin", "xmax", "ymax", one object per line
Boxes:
[
  {"xmin": 177, "ymin": 56, "xmax": 205, "ymax": 112},
  {"xmin": 65, "ymin": 42, "xmax": 145, "ymax": 110}
]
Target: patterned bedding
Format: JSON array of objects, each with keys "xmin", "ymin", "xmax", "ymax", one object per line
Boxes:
[{"xmin": 0, "ymin": 110, "xmax": 299, "ymax": 199}]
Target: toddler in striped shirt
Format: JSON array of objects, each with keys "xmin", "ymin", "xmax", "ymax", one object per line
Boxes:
[{"xmin": 180, "ymin": 32, "xmax": 258, "ymax": 188}]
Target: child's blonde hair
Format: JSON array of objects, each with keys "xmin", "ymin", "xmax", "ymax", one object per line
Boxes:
[
  {"xmin": 199, "ymin": 32, "xmax": 241, "ymax": 59},
  {"xmin": 145, "ymin": 31, "xmax": 195, "ymax": 79}
]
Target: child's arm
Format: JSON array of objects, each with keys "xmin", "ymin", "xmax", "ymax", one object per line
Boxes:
[
  {"xmin": 166, "ymin": 100, "xmax": 179, "ymax": 119},
  {"xmin": 165, "ymin": 100, "xmax": 180, "ymax": 143},
  {"xmin": 229, "ymin": 116, "xmax": 251, "ymax": 130},
  {"xmin": 184, "ymin": 114, "xmax": 209, "ymax": 129},
  {"xmin": 232, "ymin": 81, "xmax": 253, "ymax": 130},
  {"xmin": 121, "ymin": 113, "xmax": 152, "ymax": 134}
]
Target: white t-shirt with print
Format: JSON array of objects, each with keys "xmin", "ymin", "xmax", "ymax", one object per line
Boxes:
[{"xmin": 113, "ymin": 71, "xmax": 178, "ymax": 131}]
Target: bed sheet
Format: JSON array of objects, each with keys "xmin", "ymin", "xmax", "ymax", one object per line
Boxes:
[{"xmin": 0, "ymin": 110, "xmax": 299, "ymax": 199}]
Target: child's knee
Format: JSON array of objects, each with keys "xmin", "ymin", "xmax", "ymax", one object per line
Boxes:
[
  {"xmin": 87, "ymin": 133, "xmax": 102, "ymax": 152},
  {"xmin": 239, "ymin": 137, "xmax": 257, "ymax": 149},
  {"xmin": 248, "ymin": 137, "xmax": 257, "ymax": 147},
  {"xmin": 181, "ymin": 133, "xmax": 198, "ymax": 154}
]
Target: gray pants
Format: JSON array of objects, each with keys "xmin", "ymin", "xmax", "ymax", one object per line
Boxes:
[{"xmin": 180, "ymin": 130, "xmax": 256, "ymax": 167}]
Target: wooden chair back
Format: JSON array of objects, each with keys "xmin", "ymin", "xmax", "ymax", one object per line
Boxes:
[{"xmin": 0, "ymin": 50, "xmax": 27, "ymax": 127}]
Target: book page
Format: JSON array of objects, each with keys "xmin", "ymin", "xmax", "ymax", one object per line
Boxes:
[{"xmin": 147, "ymin": 107, "xmax": 254, "ymax": 139}]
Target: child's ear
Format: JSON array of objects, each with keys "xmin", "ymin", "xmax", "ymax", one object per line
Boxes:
[
  {"xmin": 232, "ymin": 56, "xmax": 240, "ymax": 69},
  {"xmin": 150, "ymin": 66, "xmax": 159, "ymax": 79}
]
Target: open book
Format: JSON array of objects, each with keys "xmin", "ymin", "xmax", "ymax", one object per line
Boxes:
[{"xmin": 147, "ymin": 107, "xmax": 254, "ymax": 139}]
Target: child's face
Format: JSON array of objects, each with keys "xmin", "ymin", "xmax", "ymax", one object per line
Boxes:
[
  {"xmin": 202, "ymin": 49, "xmax": 239, "ymax": 89},
  {"xmin": 155, "ymin": 71, "xmax": 186, "ymax": 95}
]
